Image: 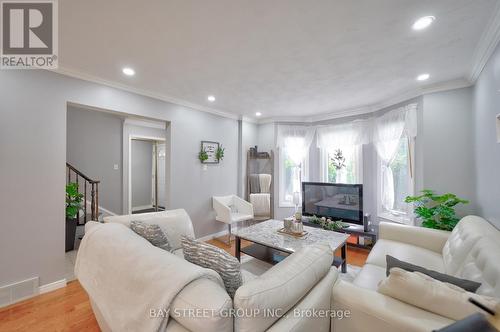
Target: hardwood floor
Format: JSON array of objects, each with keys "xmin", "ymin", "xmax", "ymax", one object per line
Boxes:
[
  {"xmin": 0, "ymin": 280, "xmax": 99, "ymax": 332},
  {"xmin": 0, "ymin": 238, "xmax": 368, "ymax": 332}
]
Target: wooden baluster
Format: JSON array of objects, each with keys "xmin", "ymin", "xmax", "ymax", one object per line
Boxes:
[
  {"xmin": 68, "ymin": 168, "xmax": 71, "ymax": 184},
  {"xmin": 95, "ymin": 183, "xmax": 99, "ymax": 221},
  {"xmin": 84, "ymin": 181, "xmax": 87, "ymax": 224},
  {"xmin": 76, "ymin": 174, "xmax": 79, "ymax": 224},
  {"xmin": 91, "ymin": 183, "xmax": 95, "ymax": 221}
]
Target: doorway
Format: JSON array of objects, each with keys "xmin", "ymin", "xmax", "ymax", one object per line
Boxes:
[{"xmin": 130, "ymin": 138, "xmax": 166, "ymax": 214}]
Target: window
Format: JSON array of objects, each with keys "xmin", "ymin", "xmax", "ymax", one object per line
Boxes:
[
  {"xmin": 279, "ymin": 147, "xmax": 308, "ymax": 207},
  {"xmin": 321, "ymin": 145, "xmax": 362, "ymax": 184},
  {"xmin": 378, "ymin": 137, "xmax": 414, "ymax": 223}
]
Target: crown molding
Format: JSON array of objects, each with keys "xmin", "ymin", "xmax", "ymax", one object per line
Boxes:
[
  {"xmin": 54, "ymin": 67, "xmax": 470, "ymax": 127},
  {"xmin": 468, "ymin": 2, "xmax": 500, "ymax": 83},
  {"xmin": 240, "ymin": 116, "xmax": 259, "ymax": 124},
  {"xmin": 420, "ymin": 78, "xmax": 471, "ymax": 94},
  {"xmin": 52, "ymin": 66, "xmax": 240, "ymax": 121},
  {"xmin": 257, "ymin": 77, "xmax": 471, "ymax": 125}
]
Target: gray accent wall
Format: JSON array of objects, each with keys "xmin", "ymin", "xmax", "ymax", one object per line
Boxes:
[
  {"xmin": 131, "ymin": 140, "xmax": 153, "ymax": 208},
  {"xmin": 422, "ymin": 88, "xmax": 476, "ymax": 216},
  {"xmin": 473, "ymin": 43, "xmax": 500, "ymax": 227},
  {"xmin": 66, "ymin": 106, "xmax": 123, "ymax": 214},
  {"xmin": 0, "ymin": 70, "xmax": 237, "ymax": 289}
]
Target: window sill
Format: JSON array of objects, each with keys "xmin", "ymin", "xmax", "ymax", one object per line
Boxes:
[{"xmin": 378, "ymin": 211, "xmax": 412, "ymax": 225}]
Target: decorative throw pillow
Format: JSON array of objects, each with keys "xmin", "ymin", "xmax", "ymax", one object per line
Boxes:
[
  {"xmin": 130, "ymin": 220, "xmax": 171, "ymax": 251},
  {"xmin": 181, "ymin": 235, "xmax": 242, "ymax": 297},
  {"xmin": 386, "ymin": 255, "xmax": 481, "ymax": 293},
  {"xmin": 378, "ymin": 268, "xmax": 499, "ymax": 321}
]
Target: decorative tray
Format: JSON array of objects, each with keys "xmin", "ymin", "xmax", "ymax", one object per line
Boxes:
[{"xmin": 277, "ymin": 228, "xmax": 309, "ymax": 238}]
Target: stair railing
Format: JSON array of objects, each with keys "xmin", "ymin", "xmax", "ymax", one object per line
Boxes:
[{"xmin": 66, "ymin": 163, "xmax": 100, "ymax": 224}]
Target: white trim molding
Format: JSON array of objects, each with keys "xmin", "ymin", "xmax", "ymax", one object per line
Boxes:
[
  {"xmin": 469, "ymin": 2, "xmax": 500, "ymax": 82},
  {"xmin": 54, "ymin": 66, "xmax": 240, "ymax": 121},
  {"xmin": 258, "ymin": 78, "xmax": 471, "ymax": 124},
  {"xmin": 39, "ymin": 279, "xmax": 67, "ymax": 294},
  {"xmin": 124, "ymin": 118, "xmax": 167, "ymax": 130},
  {"xmin": 196, "ymin": 229, "xmax": 228, "ymax": 242}
]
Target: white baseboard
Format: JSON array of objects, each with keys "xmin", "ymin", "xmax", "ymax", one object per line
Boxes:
[
  {"xmin": 39, "ymin": 279, "xmax": 67, "ymax": 294},
  {"xmin": 197, "ymin": 229, "xmax": 228, "ymax": 242}
]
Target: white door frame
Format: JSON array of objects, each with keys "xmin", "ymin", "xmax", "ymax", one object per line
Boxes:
[{"xmin": 128, "ymin": 134, "xmax": 166, "ymax": 214}]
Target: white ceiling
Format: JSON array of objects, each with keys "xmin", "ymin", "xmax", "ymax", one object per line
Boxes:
[{"xmin": 59, "ymin": 0, "xmax": 498, "ymax": 121}]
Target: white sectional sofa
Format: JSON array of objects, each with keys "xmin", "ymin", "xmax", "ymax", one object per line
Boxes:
[
  {"xmin": 76, "ymin": 209, "xmax": 339, "ymax": 332},
  {"xmin": 332, "ymin": 215, "xmax": 500, "ymax": 332}
]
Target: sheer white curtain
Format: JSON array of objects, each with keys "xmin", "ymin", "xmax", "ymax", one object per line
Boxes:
[
  {"xmin": 276, "ymin": 125, "xmax": 315, "ymax": 165},
  {"xmin": 316, "ymin": 120, "xmax": 369, "ymax": 183},
  {"xmin": 373, "ymin": 104, "xmax": 417, "ymax": 211},
  {"xmin": 276, "ymin": 125, "xmax": 315, "ymax": 203}
]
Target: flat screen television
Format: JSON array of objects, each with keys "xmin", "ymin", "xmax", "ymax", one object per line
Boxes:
[{"xmin": 302, "ymin": 182, "xmax": 363, "ymax": 225}]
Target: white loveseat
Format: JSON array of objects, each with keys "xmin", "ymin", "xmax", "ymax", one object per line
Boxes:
[
  {"xmin": 332, "ymin": 215, "xmax": 500, "ymax": 332},
  {"xmin": 76, "ymin": 209, "xmax": 338, "ymax": 332}
]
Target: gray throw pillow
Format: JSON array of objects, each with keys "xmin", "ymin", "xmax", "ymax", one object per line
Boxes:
[
  {"xmin": 130, "ymin": 220, "xmax": 171, "ymax": 251},
  {"xmin": 386, "ymin": 255, "xmax": 481, "ymax": 293},
  {"xmin": 181, "ymin": 235, "xmax": 242, "ymax": 298}
]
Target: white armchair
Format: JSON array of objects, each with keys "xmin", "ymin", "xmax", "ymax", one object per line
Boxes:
[{"xmin": 213, "ymin": 195, "xmax": 254, "ymax": 243}]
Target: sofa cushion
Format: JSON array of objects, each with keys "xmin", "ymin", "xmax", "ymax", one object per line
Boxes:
[
  {"xmin": 181, "ymin": 236, "xmax": 242, "ymax": 298},
  {"xmin": 233, "ymin": 243, "xmax": 333, "ymax": 332},
  {"xmin": 442, "ymin": 216, "xmax": 495, "ymax": 275},
  {"xmin": 366, "ymin": 239, "xmax": 445, "ymax": 272},
  {"xmin": 378, "ymin": 268, "xmax": 499, "ymax": 321},
  {"xmin": 386, "ymin": 255, "xmax": 481, "ymax": 292},
  {"xmin": 130, "ymin": 221, "xmax": 171, "ymax": 251},
  {"xmin": 454, "ymin": 240, "xmax": 500, "ymax": 298},
  {"xmin": 353, "ymin": 263, "xmax": 387, "ymax": 290}
]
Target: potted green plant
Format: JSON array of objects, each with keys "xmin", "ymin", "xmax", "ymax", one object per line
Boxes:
[
  {"xmin": 66, "ymin": 182, "xmax": 83, "ymax": 252},
  {"xmin": 215, "ymin": 145, "xmax": 225, "ymax": 162},
  {"xmin": 198, "ymin": 149, "xmax": 208, "ymax": 163},
  {"xmin": 405, "ymin": 190, "xmax": 469, "ymax": 231}
]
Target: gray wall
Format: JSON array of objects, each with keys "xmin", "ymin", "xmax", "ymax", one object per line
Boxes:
[
  {"xmin": 0, "ymin": 70, "xmax": 237, "ymax": 289},
  {"xmin": 66, "ymin": 106, "xmax": 123, "ymax": 214},
  {"xmin": 131, "ymin": 140, "xmax": 153, "ymax": 208},
  {"xmin": 473, "ymin": 43, "xmax": 500, "ymax": 227},
  {"xmin": 422, "ymin": 88, "xmax": 476, "ymax": 215}
]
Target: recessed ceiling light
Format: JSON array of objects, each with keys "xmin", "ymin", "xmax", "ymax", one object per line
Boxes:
[
  {"xmin": 255, "ymin": 112, "xmax": 262, "ymax": 117},
  {"xmin": 122, "ymin": 67, "xmax": 135, "ymax": 76},
  {"xmin": 417, "ymin": 73, "xmax": 430, "ymax": 81},
  {"xmin": 412, "ymin": 16, "xmax": 435, "ymax": 30},
  {"xmin": 207, "ymin": 95, "xmax": 216, "ymax": 102}
]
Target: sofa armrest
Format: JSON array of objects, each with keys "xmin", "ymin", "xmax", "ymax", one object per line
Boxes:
[
  {"xmin": 379, "ymin": 222, "xmax": 450, "ymax": 253},
  {"xmin": 331, "ymin": 280, "xmax": 453, "ymax": 332}
]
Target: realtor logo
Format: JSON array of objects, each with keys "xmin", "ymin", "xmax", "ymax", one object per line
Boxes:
[{"xmin": 1, "ymin": 0, "xmax": 58, "ymax": 69}]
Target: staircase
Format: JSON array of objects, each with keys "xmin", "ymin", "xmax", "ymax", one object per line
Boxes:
[{"xmin": 66, "ymin": 163, "xmax": 100, "ymax": 225}]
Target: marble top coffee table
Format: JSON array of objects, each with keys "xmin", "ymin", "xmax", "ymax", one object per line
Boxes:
[{"xmin": 233, "ymin": 219, "xmax": 349, "ymax": 273}]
